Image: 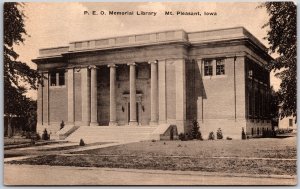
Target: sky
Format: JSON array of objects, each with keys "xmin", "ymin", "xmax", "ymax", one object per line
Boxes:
[{"xmin": 13, "ymin": 2, "xmax": 280, "ymax": 99}]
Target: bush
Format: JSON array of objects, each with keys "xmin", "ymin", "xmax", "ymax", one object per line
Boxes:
[
  {"xmin": 226, "ymin": 137, "xmax": 232, "ymax": 140},
  {"xmin": 178, "ymin": 120, "xmax": 204, "ymax": 141},
  {"xmin": 241, "ymin": 128, "xmax": 246, "ymax": 140},
  {"xmin": 190, "ymin": 120, "xmax": 203, "ymax": 140},
  {"xmin": 25, "ymin": 131, "xmax": 32, "ymax": 139},
  {"xmin": 185, "ymin": 132, "xmax": 193, "ymax": 140},
  {"xmin": 178, "ymin": 133, "xmax": 186, "ymax": 141},
  {"xmin": 79, "ymin": 139, "xmax": 85, "ymax": 146},
  {"xmin": 216, "ymin": 128, "xmax": 223, "ymax": 139},
  {"xmin": 208, "ymin": 132, "xmax": 215, "ymax": 140},
  {"xmin": 42, "ymin": 129, "xmax": 50, "ymax": 140},
  {"xmin": 262, "ymin": 129, "xmax": 277, "ymax": 138}
]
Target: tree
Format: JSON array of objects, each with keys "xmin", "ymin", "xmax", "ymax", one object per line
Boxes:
[
  {"xmin": 270, "ymin": 86, "xmax": 279, "ymax": 129},
  {"xmin": 261, "ymin": 2, "xmax": 296, "ymax": 119},
  {"xmin": 4, "ymin": 3, "xmax": 41, "ymax": 137}
]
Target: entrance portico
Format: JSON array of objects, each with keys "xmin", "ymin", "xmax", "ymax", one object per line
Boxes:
[{"xmin": 65, "ymin": 60, "xmax": 160, "ymax": 127}]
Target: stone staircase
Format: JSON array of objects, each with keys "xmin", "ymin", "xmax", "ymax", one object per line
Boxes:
[{"xmin": 65, "ymin": 126, "xmax": 158, "ymax": 144}]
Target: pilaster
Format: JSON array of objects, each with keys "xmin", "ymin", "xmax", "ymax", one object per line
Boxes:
[
  {"xmin": 149, "ymin": 60, "xmax": 158, "ymax": 125},
  {"xmin": 67, "ymin": 68, "xmax": 75, "ymax": 125},
  {"xmin": 175, "ymin": 59, "xmax": 186, "ymax": 133},
  {"xmin": 158, "ymin": 59, "xmax": 167, "ymax": 124}
]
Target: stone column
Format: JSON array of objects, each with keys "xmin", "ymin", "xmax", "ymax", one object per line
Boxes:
[
  {"xmin": 149, "ymin": 60, "xmax": 158, "ymax": 125},
  {"xmin": 90, "ymin": 66, "xmax": 98, "ymax": 126},
  {"xmin": 158, "ymin": 60, "xmax": 167, "ymax": 124},
  {"xmin": 128, "ymin": 63, "xmax": 138, "ymax": 126},
  {"xmin": 108, "ymin": 64, "xmax": 117, "ymax": 126},
  {"xmin": 67, "ymin": 68, "xmax": 75, "ymax": 125},
  {"xmin": 175, "ymin": 59, "xmax": 186, "ymax": 134},
  {"xmin": 81, "ymin": 67, "xmax": 91, "ymax": 126}
]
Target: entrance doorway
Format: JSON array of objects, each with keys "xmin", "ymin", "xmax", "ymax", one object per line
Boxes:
[{"xmin": 127, "ymin": 102, "xmax": 139, "ymax": 125}]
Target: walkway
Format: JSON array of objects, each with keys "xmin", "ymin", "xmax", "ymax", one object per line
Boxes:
[{"xmin": 4, "ymin": 164, "xmax": 296, "ymax": 185}]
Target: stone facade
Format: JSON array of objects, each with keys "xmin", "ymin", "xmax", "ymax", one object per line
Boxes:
[{"xmin": 33, "ymin": 27, "xmax": 273, "ymax": 139}]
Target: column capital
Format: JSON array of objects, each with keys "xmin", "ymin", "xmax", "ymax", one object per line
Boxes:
[
  {"xmin": 127, "ymin": 62, "xmax": 136, "ymax": 66},
  {"xmin": 148, "ymin": 60, "xmax": 158, "ymax": 64},
  {"xmin": 88, "ymin": 65, "xmax": 97, "ymax": 70},
  {"xmin": 107, "ymin": 64, "xmax": 117, "ymax": 68}
]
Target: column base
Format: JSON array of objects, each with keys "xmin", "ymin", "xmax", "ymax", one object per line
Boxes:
[
  {"xmin": 75, "ymin": 121, "xmax": 90, "ymax": 126},
  {"xmin": 149, "ymin": 121, "xmax": 158, "ymax": 126},
  {"xmin": 90, "ymin": 122, "xmax": 99, "ymax": 126},
  {"xmin": 129, "ymin": 121, "xmax": 138, "ymax": 126},
  {"xmin": 109, "ymin": 121, "xmax": 118, "ymax": 126}
]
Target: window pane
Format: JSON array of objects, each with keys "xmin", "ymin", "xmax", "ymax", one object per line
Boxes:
[
  {"xmin": 50, "ymin": 72, "xmax": 56, "ymax": 86},
  {"xmin": 59, "ymin": 71, "xmax": 65, "ymax": 86},
  {"xmin": 216, "ymin": 59, "xmax": 225, "ymax": 75},
  {"xmin": 204, "ymin": 60, "xmax": 213, "ymax": 76}
]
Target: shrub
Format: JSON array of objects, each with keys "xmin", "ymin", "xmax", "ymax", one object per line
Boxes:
[
  {"xmin": 79, "ymin": 139, "xmax": 85, "ymax": 146},
  {"xmin": 226, "ymin": 137, "xmax": 232, "ymax": 140},
  {"xmin": 208, "ymin": 132, "xmax": 215, "ymax": 140},
  {"xmin": 216, "ymin": 128, "xmax": 223, "ymax": 139},
  {"xmin": 42, "ymin": 129, "xmax": 49, "ymax": 140},
  {"xmin": 262, "ymin": 129, "xmax": 277, "ymax": 138},
  {"xmin": 30, "ymin": 139, "xmax": 35, "ymax": 145},
  {"xmin": 60, "ymin": 120, "xmax": 65, "ymax": 130},
  {"xmin": 178, "ymin": 133, "xmax": 186, "ymax": 141},
  {"xmin": 190, "ymin": 120, "xmax": 203, "ymax": 140},
  {"xmin": 241, "ymin": 128, "xmax": 246, "ymax": 140},
  {"xmin": 25, "ymin": 131, "xmax": 32, "ymax": 139},
  {"xmin": 185, "ymin": 132, "xmax": 193, "ymax": 140}
]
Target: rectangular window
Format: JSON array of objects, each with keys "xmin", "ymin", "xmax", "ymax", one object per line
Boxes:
[
  {"xmin": 50, "ymin": 71, "xmax": 65, "ymax": 86},
  {"xmin": 59, "ymin": 71, "xmax": 65, "ymax": 86},
  {"xmin": 50, "ymin": 72, "xmax": 57, "ymax": 86},
  {"xmin": 204, "ymin": 60, "xmax": 213, "ymax": 76},
  {"xmin": 289, "ymin": 119, "xmax": 293, "ymax": 127},
  {"xmin": 216, "ymin": 59, "xmax": 225, "ymax": 75}
]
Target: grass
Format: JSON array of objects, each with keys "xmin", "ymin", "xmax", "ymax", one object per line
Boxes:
[
  {"xmin": 9, "ymin": 154, "xmax": 295, "ymax": 175},
  {"xmin": 7, "ymin": 137, "xmax": 297, "ymax": 176},
  {"xmin": 4, "ymin": 138, "xmax": 32, "ymax": 146},
  {"xmin": 73, "ymin": 137, "xmax": 297, "ymax": 159}
]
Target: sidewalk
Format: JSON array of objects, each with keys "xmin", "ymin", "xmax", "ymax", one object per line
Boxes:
[
  {"xmin": 4, "ymin": 140, "xmax": 135, "ymax": 162},
  {"xmin": 4, "ymin": 164, "xmax": 297, "ymax": 185}
]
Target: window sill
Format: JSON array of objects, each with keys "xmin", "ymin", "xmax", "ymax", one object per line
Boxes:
[
  {"xmin": 203, "ymin": 75, "xmax": 227, "ymax": 80},
  {"xmin": 49, "ymin": 85, "xmax": 66, "ymax": 89}
]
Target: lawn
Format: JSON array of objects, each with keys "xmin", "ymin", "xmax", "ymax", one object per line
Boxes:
[
  {"xmin": 74, "ymin": 136, "xmax": 296, "ymax": 159},
  {"xmin": 8, "ymin": 136, "xmax": 297, "ymax": 176},
  {"xmin": 4, "ymin": 138, "xmax": 32, "ymax": 146}
]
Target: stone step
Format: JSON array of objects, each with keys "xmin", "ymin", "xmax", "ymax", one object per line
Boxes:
[{"xmin": 65, "ymin": 126, "xmax": 157, "ymax": 143}]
